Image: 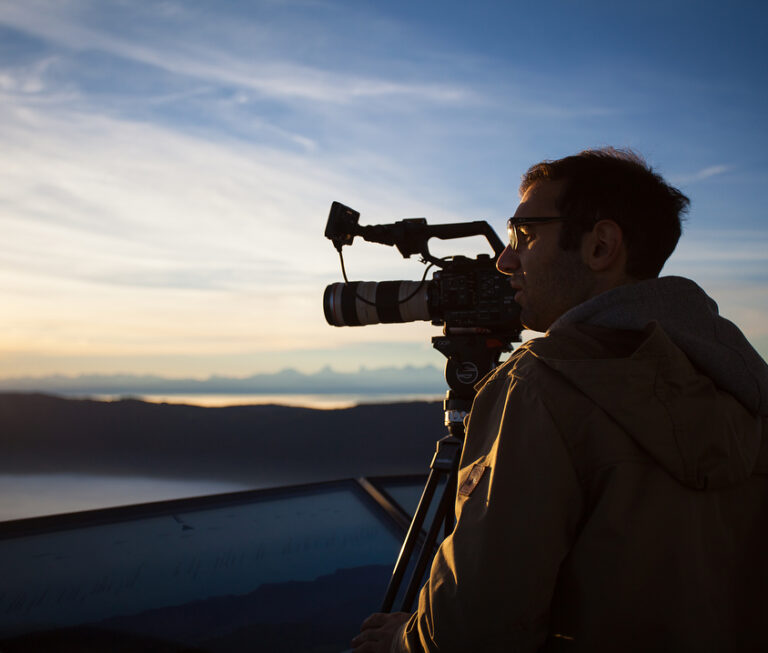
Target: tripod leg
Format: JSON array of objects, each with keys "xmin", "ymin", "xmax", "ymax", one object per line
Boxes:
[
  {"xmin": 380, "ymin": 466, "xmax": 445, "ymax": 612},
  {"xmin": 400, "ymin": 455, "xmax": 459, "ymax": 611},
  {"xmin": 381, "ymin": 432, "xmax": 462, "ymax": 611}
]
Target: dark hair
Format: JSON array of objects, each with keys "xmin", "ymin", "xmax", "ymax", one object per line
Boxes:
[{"xmin": 520, "ymin": 147, "xmax": 690, "ymax": 278}]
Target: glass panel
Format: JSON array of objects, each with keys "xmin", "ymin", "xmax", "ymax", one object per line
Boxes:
[{"xmin": 0, "ymin": 483, "xmax": 402, "ymax": 651}]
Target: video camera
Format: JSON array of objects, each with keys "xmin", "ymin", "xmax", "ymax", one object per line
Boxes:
[{"xmin": 322, "ymin": 201, "xmax": 522, "ymax": 338}]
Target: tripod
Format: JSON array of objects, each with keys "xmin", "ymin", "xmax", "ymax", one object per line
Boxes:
[{"xmin": 380, "ymin": 329, "xmax": 516, "ymax": 613}]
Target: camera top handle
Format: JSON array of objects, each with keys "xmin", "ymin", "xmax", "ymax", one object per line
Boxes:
[{"xmin": 324, "ymin": 201, "xmax": 504, "ymax": 267}]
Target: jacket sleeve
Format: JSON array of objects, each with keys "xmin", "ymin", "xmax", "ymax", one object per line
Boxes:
[{"xmin": 393, "ymin": 369, "xmax": 584, "ymax": 652}]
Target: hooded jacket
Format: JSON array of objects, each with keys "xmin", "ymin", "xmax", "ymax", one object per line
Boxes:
[{"xmin": 395, "ymin": 277, "xmax": 768, "ymax": 652}]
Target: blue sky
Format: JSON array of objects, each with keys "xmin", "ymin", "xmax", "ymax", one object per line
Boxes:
[{"xmin": 0, "ymin": 0, "xmax": 766, "ymax": 378}]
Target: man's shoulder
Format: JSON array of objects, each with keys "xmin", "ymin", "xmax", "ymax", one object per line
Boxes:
[
  {"xmin": 481, "ymin": 324, "xmax": 652, "ymax": 400},
  {"xmin": 512, "ymin": 324, "xmax": 647, "ymax": 368}
]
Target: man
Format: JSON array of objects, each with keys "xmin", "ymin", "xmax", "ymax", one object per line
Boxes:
[{"xmin": 352, "ymin": 148, "xmax": 768, "ymax": 652}]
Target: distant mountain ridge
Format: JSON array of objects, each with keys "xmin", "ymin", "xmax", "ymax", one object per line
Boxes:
[{"xmin": 0, "ymin": 365, "xmax": 445, "ymax": 395}]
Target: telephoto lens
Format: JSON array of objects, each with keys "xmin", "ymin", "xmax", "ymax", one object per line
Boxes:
[{"xmin": 323, "ymin": 281, "xmax": 431, "ymax": 326}]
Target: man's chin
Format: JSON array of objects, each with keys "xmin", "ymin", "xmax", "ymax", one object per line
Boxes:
[{"xmin": 519, "ymin": 310, "xmax": 549, "ymax": 334}]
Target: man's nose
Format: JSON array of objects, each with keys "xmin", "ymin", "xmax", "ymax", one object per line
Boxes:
[{"xmin": 496, "ymin": 245, "xmax": 520, "ymax": 275}]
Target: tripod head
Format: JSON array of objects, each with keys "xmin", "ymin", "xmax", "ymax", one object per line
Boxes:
[{"xmin": 432, "ymin": 328, "xmax": 516, "ymax": 439}]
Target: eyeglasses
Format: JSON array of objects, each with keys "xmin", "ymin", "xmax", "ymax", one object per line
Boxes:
[{"xmin": 506, "ymin": 217, "xmax": 565, "ymax": 250}]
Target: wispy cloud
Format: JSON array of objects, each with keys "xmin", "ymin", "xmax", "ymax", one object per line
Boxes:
[
  {"xmin": 0, "ymin": 82, "xmax": 453, "ymax": 368},
  {"xmin": 667, "ymin": 229, "xmax": 768, "ymax": 266},
  {"xmin": 0, "ymin": 1, "xmax": 473, "ymax": 106},
  {"xmin": 670, "ymin": 164, "xmax": 731, "ymax": 185}
]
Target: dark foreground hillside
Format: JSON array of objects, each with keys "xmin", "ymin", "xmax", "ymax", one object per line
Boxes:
[{"xmin": 0, "ymin": 393, "xmax": 444, "ymax": 486}]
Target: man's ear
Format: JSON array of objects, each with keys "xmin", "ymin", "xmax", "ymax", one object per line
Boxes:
[{"xmin": 581, "ymin": 220, "xmax": 626, "ymax": 272}]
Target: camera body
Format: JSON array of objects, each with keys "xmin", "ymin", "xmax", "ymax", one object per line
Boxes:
[{"xmin": 430, "ymin": 255, "xmax": 519, "ymax": 330}]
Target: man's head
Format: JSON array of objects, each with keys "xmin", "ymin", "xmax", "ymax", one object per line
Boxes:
[{"xmin": 497, "ymin": 147, "xmax": 690, "ymax": 332}]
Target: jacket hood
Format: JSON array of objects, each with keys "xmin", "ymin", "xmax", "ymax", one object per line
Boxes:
[
  {"xmin": 550, "ymin": 276, "xmax": 768, "ymax": 416},
  {"xmin": 538, "ymin": 276, "xmax": 768, "ymax": 490}
]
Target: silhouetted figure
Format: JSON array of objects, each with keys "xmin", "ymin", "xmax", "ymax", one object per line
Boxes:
[{"xmin": 353, "ymin": 148, "xmax": 768, "ymax": 652}]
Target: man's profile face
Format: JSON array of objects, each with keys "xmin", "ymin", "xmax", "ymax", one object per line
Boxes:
[{"xmin": 496, "ymin": 179, "xmax": 592, "ymax": 332}]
